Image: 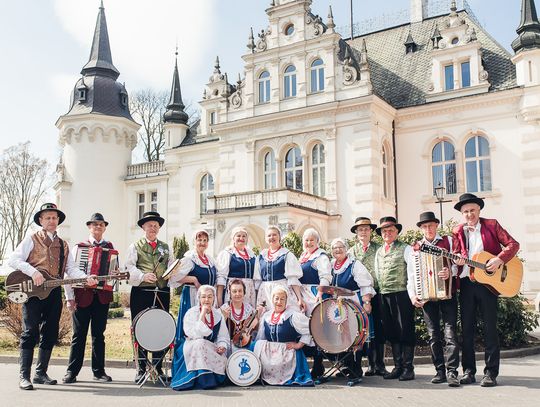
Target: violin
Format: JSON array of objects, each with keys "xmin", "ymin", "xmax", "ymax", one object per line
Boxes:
[{"xmin": 232, "ymin": 301, "xmax": 266, "ymax": 348}]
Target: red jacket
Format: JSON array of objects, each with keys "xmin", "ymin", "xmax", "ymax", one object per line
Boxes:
[{"xmin": 452, "ymin": 218, "xmax": 520, "ymax": 276}]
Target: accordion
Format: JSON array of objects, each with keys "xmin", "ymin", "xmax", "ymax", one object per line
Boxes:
[
  {"xmin": 75, "ymin": 245, "xmax": 119, "ymax": 291},
  {"xmin": 412, "ymin": 250, "xmax": 452, "ymax": 302}
]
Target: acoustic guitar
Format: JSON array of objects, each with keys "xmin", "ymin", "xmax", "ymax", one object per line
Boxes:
[
  {"xmin": 5, "ymin": 270, "xmax": 130, "ymax": 304},
  {"xmin": 419, "ymin": 243, "xmax": 523, "ymax": 298}
]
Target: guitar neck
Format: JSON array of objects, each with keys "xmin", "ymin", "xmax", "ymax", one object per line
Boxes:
[
  {"xmin": 43, "ymin": 274, "xmax": 122, "ymax": 288},
  {"xmin": 432, "ymin": 246, "xmax": 486, "ymax": 270}
]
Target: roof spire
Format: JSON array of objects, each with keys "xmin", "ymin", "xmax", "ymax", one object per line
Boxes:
[
  {"xmin": 81, "ymin": 2, "xmax": 119, "ymax": 79},
  {"xmin": 404, "ymin": 29, "xmax": 417, "ymax": 53},
  {"xmin": 512, "ymin": 0, "xmax": 540, "ymax": 53},
  {"xmin": 247, "ymin": 27, "xmax": 256, "ymax": 53},
  {"xmin": 327, "ymin": 6, "xmax": 336, "ymax": 30},
  {"xmin": 163, "ymin": 49, "xmax": 188, "ymax": 125}
]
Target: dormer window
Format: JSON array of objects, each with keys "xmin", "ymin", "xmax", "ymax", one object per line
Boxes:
[
  {"xmin": 444, "ymin": 64, "xmax": 454, "ymax": 91},
  {"xmin": 120, "ymin": 90, "xmax": 128, "ymax": 107},
  {"xmin": 78, "ymin": 88, "xmax": 87, "ymax": 102},
  {"xmin": 285, "ymin": 24, "xmax": 295, "ymax": 36},
  {"xmin": 461, "ymin": 61, "xmax": 471, "ymax": 87},
  {"xmin": 210, "ymin": 111, "xmax": 217, "ymax": 125}
]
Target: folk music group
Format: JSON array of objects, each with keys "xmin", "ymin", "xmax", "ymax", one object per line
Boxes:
[{"xmin": 8, "ymin": 192, "xmax": 520, "ymax": 391}]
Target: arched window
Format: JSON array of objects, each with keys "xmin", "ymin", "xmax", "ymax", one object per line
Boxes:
[
  {"xmin": 264, "ymin": 150, "xmax": 277, "ymax": 189},
  {"xmin": 199, "ymin": 173, "xmax": 214, "ymax": 214},
  {"xmin": 284, "ymin": 146, "xmax": 303, "ymax": 191},
  {"xmin": 382, "ymin": 145, "xmax": 389, "ymax": 199},
  {"xmin": 312, "ymin": 143, "xmax": 325, "ymax": 196},
  {"xmin": 310, "ymin": 59, "xmax": 325, "ymax": 93},
  {"xmin": 431, "ymin": 140, "xmax": 457, "ymax": 195},
  {"xmin": 258, "ymin": 71, "xmax": 271, "ymax": 103},
  {"xmin": 284, "ymin": 65, "xmax": 297, "ymax": 98},
  {"xmin": 465, "ymin": 135, "xmax": 492, "ymax": 192}
]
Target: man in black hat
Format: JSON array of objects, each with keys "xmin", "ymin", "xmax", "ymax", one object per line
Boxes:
[
  {"xmin": 349, "ymin": 217, "xmax": 388, "ymax": 376},
  {"xmin": 8, "ymin": 203, "xmax": 97, "ymax": 390},
  {"xmin": 62, "ymin": 213, "xmax": 115, "ymax": 384},
  {"xmin": 373, "ymin": 216, "xmax": 415, "ymax": 381},
  {"xmin": 452, "ymin": 193, "xmax": 519, "ymax": 388},
  {"xmin": 407, "ymin": 211, "xmax": 459, "ymax": 387},
  {"xmin": 125, "ymin": 211, "xmax": 173, "ymax": 383}
]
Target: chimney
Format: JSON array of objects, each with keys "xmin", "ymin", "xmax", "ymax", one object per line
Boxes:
[{"xmin": 410, "ymin": 0, "xmax": 428, "ymax": 24}]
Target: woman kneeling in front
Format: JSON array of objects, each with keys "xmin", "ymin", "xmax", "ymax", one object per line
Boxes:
[
  {"xmin": 254, "ymin": 286, "xmax": 314, "ymax": 386},
  {"xmin": 170, "ymin": 285, "xmax": 230, "ymax": 390}
]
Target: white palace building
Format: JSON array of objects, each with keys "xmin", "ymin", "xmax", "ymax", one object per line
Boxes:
[{"xmin": 54, "ymin": 0, "xmax": 540, "ymax": 295}]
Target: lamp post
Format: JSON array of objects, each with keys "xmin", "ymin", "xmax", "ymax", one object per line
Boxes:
[{"xmin": 434, "ymin": 182, "xmax": 446, "ymax": 226}]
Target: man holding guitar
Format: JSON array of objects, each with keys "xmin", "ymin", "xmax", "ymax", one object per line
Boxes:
[
  {"xmin": 63, "ymin": 213, "xmax": 116, "ymax": 384},
  {"xmin": 8, "ymin": 203, "xmax": 97, "ymax": 390},
  {"xmin": 452, "ymin": 193, "xmax": 520, "ymax": 388}
]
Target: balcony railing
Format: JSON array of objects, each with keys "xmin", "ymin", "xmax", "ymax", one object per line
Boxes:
[
  {"xmin": 207, "ymin": 188, "xmax": 329, "ymax": 215},
  {"xmin": 126, "ymin": 160, "xmax": 166, "ymax": 179}
]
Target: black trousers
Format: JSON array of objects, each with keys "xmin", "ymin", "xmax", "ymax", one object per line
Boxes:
[
  {"xmin": 380, "ymin": 290, "xmax": 415, "ymax": 345},
  {"xmin": 66, "ymin": 292, "xmax": 110, "ymax": 376},
  {"xmin": 422, "ymin": 296, "xmax": 459, "ymax": 374},
  {"xmin": 459, "ymin": 278, "xmax": 500, "ymax": 378},
  {"xmin": 20, "ymin": 287, "xmax": 63, "ymax": 350},
  {"xmin": 130, "ymin": 286, "xmax": 171, "ymax": 371},
  {"xmin": 370, "ymin": 293, "xmax": 385, "ymax": 345}
]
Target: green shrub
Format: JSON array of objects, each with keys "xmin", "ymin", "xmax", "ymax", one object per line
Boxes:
[
  {"xmin": 108, "ymin": 307, "xmax": 124, "ymax": 319},
  {"xmin": 282, "ymin": 232, "xmax": 302, "ymax": 258},
  {"xmin": 173, "ymin": 234, "xmax": 190, "ymax": 260},
  {"xmin": 110, "ymin": 292, "xmax": 121, "ymax": 308}
]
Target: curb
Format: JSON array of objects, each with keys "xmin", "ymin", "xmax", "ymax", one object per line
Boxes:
[{"xmin": 1, "ymin": 345, "xmax": 540, "ymax": 369}]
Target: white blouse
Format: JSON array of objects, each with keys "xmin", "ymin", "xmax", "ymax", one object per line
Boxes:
[
  {"xmin": 168, "ymin": 250, "xmax": 217, "ymax": 289},
  {"xmin": 255, "ymin": 308, "xmax": 311, "ymax": 345},
  {"xmin": 331, "ymin": 255, "xmax": 376, "ymax": 297},
  {"xmin": 215, "ymin": 247, "xmax": 261, "ymax": 286},
  {"xmin": 299, "ymin": 248, "xmax": 332, "ymax": 286},
  {"xmin": 257, "ymin": 247, "xmax": 303, "ymax": 286},
  {"xmin": 183, "ymin": 306, "xmax": 230, "ymax": 350}
]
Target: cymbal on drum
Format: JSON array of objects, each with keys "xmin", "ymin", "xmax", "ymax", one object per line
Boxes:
[{"xmin": 317, "ymin": 285, "xmax": 355, "ymax": 297}]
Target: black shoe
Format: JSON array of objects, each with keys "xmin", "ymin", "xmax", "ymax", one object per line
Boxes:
[
  {"xmin": 364, "ymin": 366, "xmax": 376, "ymax": 377},
  {"xmin": 383, "ymin": 368, "xmax": 403, "ymax": 380},
  {"xmin": 480, "ymin": 375, "xmax": 497, "ymax": 387},
  {"xmin": 447, "ymin": 372, "xmax": 460, "ymax": 387},
  {"xmin": 62, "ymin": 373, "xmax": 77, "ymax": 384},
  {"xmin": 19, "ymin": 377, "xmax": 34, "ymax": 390},
  {"xmin": 399, "ymin": 369, "xmax": 415, "ymax": 381},
  {"xmin": 374, "ymin": 367, "xmax": 390, "ymax": 376},
  {"xmin": 33, "ymin": 372, "xmax": 57, "ymax": 385},
  {"xmin": 431, "ymin": 371, "xmax": 447, "ymax": 384},
  {"xmin": 93, "ymin": 373, "xmax": 112, "ymax": 382},
  {"xmin": 460, "ymin": 373, "xmax": 476, "ymax": 385}
]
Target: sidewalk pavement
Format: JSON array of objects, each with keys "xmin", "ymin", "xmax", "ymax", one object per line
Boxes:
[{"xmin": 2, "ymin": 353, "xmax": 540, "ymax": 407}]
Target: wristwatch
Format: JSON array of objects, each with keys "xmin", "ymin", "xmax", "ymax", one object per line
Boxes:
[{"xmin": 363, "ymin": 300, "xmax": 371, "ymax": 304}]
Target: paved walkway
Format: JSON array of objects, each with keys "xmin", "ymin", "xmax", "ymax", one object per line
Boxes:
[{"xmin": 2, "ymin": 354, "xmax": 540, "ymax": 407}]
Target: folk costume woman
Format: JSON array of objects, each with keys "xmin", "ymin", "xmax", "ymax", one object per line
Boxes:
[
  {"xmin": 169, "ymin": 229, "xmax": 217, "ymax": 344},
  {"xmin": 254, "ymin": 286, "xmax": 314, "ymax": 386},
  {"xmin": 170, "ymin": 285, "xmax": 230, "ymax": 390},
  {"xmin": 298, "ymin": 228, "xmax": 332, "ymax": 379},
  {"xmin": 256, "ymin": 226, "xmax": 305, "ymax": 312},
  {"xmin": 330, "ymin": 237, "xmax": 376, "ymax": 380},
  {"xmin": 216, "ymin": 227, "xmax": 260, "ymax": 308},
  {"xmin": 220, "ymin": 279, "xmax": 264, "ymax": 354}
]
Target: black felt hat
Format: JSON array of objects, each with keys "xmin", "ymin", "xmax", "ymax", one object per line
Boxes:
[
  {"xmin": 375, "ymin": 216, "xmax": 402, "ymax": 236},
  {"xmin": 454, "ymin": 193, "xmax": 485, "ymax": 211},
  {"xmin": 350, "ymin": 217, "xmax": 377, "ymax": 233},
  {"xmin": 137, "ymin": 211, "xmax": 165, "ymax": 227},
  {"xmin": 416, "ymin": 211, "xmax": 440, "ymax": 227},
  {"xmin": 33, "ymin": 203, "xmax": 66, "ymax": 226},
  {"xmin": 86, "ymin": 213, "xmax": 109, "ymax": 226}
]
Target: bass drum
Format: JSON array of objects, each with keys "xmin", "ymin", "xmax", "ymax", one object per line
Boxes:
[
  {"xmin": 309, "ymin": 298, "xmax": 369, "ymax": 354},
  {"xmin": 226, "ymin": 349, "xmax": 261, "ymax": 387},
  {"xmin": 133, "ymin": 307, "xmax": 176, "ymax": 352}
]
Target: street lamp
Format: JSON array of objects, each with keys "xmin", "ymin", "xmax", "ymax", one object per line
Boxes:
[{"xmin": 434, "ymin": 182, "xmax": 446, "ymax": 226}]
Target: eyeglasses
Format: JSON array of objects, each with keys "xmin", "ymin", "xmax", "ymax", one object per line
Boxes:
[{"xmin": 331, "ymin": 246, "xmax": 346, "ymax": 251}]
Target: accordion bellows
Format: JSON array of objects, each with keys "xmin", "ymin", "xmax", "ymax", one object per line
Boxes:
[{"xmin": 412, "ymin": 251, "xmax": 452, "ymax": 302}]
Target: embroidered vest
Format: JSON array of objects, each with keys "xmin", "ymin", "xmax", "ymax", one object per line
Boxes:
[
  {"xmin": 351, "ymin": 242, "xmax": 380, "ymax": 290},
  {"xmin": 27, "ymin": 230, "xmax": 68, "ymax": 277},
  {"xmin": 135, "ymin": 237, "xmax": 170, "ymax": 289},
  {"xmin": 376, "ymin": 240, "xmax": 408, "ymax": 294},
  {"xmin": 299, "ymin": 254, "xmax": 326, "ymax": 285},
  {"xmin": 229, "ymin": 254, "xmax": 255, "ymax": 279},
  {"xmin": 188, "ymin": 261, "xmax": 217, "ymax": 286},
  {"xmin": 264, "ymin": 315, "xmax": 301, "ymax": 343},
  {"xmin": 259, "ymin": 252, "xmax": 288, "ymax": 282}
]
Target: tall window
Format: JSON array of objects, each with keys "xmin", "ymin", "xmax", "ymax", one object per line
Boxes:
[
  {"xmin": 461, "ymin": 61, "xmax": 471, "ymax": 88},
  {"xmin": 264, "ymin": 150, "xmax": 277, "ymax": 189},
  {"xmin": 444, "ymin": 64, "xmax": 454, "ymax": 91},
  {"xmin": 137, "ymin": 193, "xmax": 145, "ymax": 220},
  {"xmin": 258, "ymin": 71, "xmax": 271, "ymax": 103},
  {"xmin": 284, "ymin": 146, "xmax": 303, "ymax": 191},
  {"xmin": 310, "ymin": 59, "xmax": 325, "ymax": 93},
  {"xmin": 465, "ymin": 135, "xmax": 492, "ymax": 192},
  {"xmin": 432, "ymin": 141, "xmax": 457, "ymax": 195},
  {"xmin": 382, "ymin": 146, "xmax": 389, "ymax": 199},
  {"xmin": 284, "ymin": 65, "xmax": 297, "ymax": 98},
  {"xmin": 312, "ymin": 144, "xmax": 325, "ymax": 196},
  {"xmin": 199, "ymin": 173, "xmax": 214, "ymax": 214},
  {"xmin": 150, "ymin": 191, "xmax": 158, "ymax": 212}
]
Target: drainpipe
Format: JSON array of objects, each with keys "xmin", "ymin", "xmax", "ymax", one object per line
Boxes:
[{"xmin": 392, "ymin": 120, "xmax": 399, "ymax": 219}]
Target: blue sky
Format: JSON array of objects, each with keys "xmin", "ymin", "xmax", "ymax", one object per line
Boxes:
[{"xmin": 0, "ymin": 0, "xmax": 523, "ymax": 165}]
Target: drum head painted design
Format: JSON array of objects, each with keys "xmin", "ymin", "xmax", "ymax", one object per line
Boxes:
[
  {"xmin": 326, "ymin": 300, "xmax": 349, "ymax": 325},
  {"xmin": 163, "ymin": 259, "xmax": 180, "ymax": 280},
  {"xmin": 133, "ymin": 308, "xmax": 176, "ymax": 352},
  {"xmin": 226, "ymin": 349, "xmax": 261, "ymax": 386},
  {"xmin": 310, "ymin": 298, "xmax": 359, "ymax": 354}
]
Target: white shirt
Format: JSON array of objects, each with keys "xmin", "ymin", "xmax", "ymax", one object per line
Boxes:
[
  {"xmin": 168, "ymin": 250, "xmax": 217, "ymax": 289},
  {"xmin": 331, "ymin": 255, "xmax": 376, "ymax": 297},
  {"xmin": 461, "ymin": 223, "xmax": 484, "ymax": 279},
  {"xmin": 8, "ymin": 231, "xmax": 86, "ymax": 281}
]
